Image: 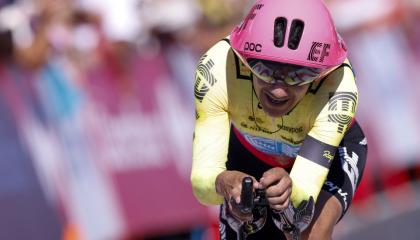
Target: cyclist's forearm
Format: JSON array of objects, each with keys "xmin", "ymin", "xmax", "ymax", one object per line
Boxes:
[
  {"xmin": 289, "ymin": 135, "xmax": 337, "ymax": 207},
  {"xmin": 191, "ymin": 168, "xmax": 225, "ymax": 205},
  {"xmin": 289, "ymin": 157, "xmax": 329, "ymax": 207}
]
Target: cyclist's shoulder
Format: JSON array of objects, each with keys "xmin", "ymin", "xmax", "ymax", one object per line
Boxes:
[
  {"xmin": 194, "ymin": 38, "xmax": 233, "ymax": 107},
  {"xmin": 301, "ymin": 59, "xmax": 358, "ymax": 118},
  {"xmin": 326, "ymin": 59, "xmax": 356, "ymax": 85},
  {"xmin": 197, "ymin": 37, "xmax": 232, "ymax": 66},
  {"xmin": 312, "ymin": 58, "xmax": 358, "ymax": 96},
  {"xmin": 195, "ymin": 37, "xmax": 238, "ymax": 86}
]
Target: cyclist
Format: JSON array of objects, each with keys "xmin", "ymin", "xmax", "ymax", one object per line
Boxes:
[{"xmin": 191, "ymin": 0, "xmax": 367, "ymax": 239}]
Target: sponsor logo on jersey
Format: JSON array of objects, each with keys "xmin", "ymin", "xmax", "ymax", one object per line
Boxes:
[
  {"xmin": 242, "ymin": 132, "xmax": 300, "ymax": 157},
  {"xmin": 339, "ymin": 147, "xmax": 359, "ymax": 194},
  {"xmin": 276, "ymin": 124, "xmax": 303, "ymax": 134},
  {"xmin": 195, "ymin": 55, "xmax": 216, "ymax": 102},
  {"xmin": 324, "ymin": 180, "xmax": 348, "ymax": 210},
  {"xmin": 328, "ymin": 92, "xmax": 358, "ymax": 133},
  {"xmin": 244, "ymin": 42, "xmax": 262, "ymax": 52},
  {"xmin": 242, "ymin": 119, "xmax": 304, "ymax": 137},
  {"xmin": 323, "ymin": 150, "xmax": 334, "ymax": 163},
  {"xmin": 307, "ymin": 42, "xmax": 331, "ymax": 63}
]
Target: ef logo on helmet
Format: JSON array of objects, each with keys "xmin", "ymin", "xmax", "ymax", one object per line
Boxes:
[
  {"xmin": 307, "ymin": 42, "xmax": 331, "ymax": 63},
  {"xmin": 244, "ymin": 42, "xmax": 262, "ymax": 52}
]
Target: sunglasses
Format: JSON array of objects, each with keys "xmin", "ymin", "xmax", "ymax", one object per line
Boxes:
[{"xmin": 246, "ymin": 58, "xmax": 325, "ymax": 86}]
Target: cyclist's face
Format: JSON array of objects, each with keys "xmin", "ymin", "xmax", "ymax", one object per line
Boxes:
[{"xmin": 253, "ymin": 75, "xmax": 310, "ymax": 117}]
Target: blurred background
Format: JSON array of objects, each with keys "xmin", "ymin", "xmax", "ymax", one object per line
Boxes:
[{"xmin": 0, "ymin": 0, "xmax": 419, "ymax": 239}]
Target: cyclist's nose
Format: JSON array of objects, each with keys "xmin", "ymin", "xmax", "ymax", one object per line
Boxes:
[{"xmin": 273, "ymin": 67, "xmax": 292, "ymax": 80}]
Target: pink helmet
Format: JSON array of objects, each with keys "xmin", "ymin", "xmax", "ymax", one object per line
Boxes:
[{"xmin": 230, "ymin": 0, "xmax": 347, "ymax": 73}]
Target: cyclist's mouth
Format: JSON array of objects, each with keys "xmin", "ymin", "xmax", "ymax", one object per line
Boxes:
[{"xmin": 265, "ymin": 93, "xmax": 289, "ymax": 105}]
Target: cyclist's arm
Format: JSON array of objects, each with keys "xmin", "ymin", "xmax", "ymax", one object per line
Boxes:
[
  {"xmin": 191, "ymin": 43, "xmax": 230, "ymax": 205},
  {"xmin": 289, "ymin": 62, "xmax": 358, "ymax": 208}
]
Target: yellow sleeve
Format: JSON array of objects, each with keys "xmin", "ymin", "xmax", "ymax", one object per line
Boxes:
[
  {"xmin": 308, "ymin": 63, "xmax": 358, "ymax": 147},
  {"xmin": 290, "ymin": 62, "xmax": 358, "ymax": 207},
  {"xmin": 191, "ymin": 41, "xmax": 231, "ymax": 205}
]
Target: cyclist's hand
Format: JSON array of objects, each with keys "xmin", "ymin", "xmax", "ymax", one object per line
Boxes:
[
  {"xmin": 215, "ymin": 171, "xmax": 258, "ymax": 222},
  {"xmin": 259, "ymin": 167, "xmax": 292, "ymax": 211}
]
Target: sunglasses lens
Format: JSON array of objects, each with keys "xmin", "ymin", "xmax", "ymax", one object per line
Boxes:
[{"xmin": 247, "ymin": 59, "xmax": 323, "ymax": 85}]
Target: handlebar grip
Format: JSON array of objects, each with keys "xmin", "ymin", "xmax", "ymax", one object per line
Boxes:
[{"xmin": 240, "ymin": 177, "xmax": 254, "ymax": 214}]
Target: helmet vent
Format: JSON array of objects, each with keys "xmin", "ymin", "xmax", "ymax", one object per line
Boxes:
[
  {"xmin": 273, "ymin": 17, "xmax": 287, "ymax": 48},
  {"xmin": 288, "ymin": 19, "xmax": 304, "ymax": 50}
]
